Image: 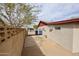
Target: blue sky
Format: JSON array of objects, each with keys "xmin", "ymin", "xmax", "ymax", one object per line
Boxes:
[{"xmin": 37, "ymin": 3, "xmax": 79, "ymax": 22}]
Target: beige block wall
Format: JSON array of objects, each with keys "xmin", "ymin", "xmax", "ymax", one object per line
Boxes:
[
  {"xmin": 0, "ymin": 30, "xmax": 26, "ymax": 56},
  {"xmin": 10, "ymin": 31, "xmax": 25, "ymax": 56}
]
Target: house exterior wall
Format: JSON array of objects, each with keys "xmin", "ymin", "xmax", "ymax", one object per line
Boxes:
[
  {"xmin": 39, "ymin": 24, "xmax": 74, "ymax": 52},
  {"xmin": 46, "ymin": 24, "xmax": 73, "ymax": 51},
  {"xmin": 38, "ymin": 23, "xmax": 79, "ymax": 53},
  {"xmin": 73, "ymin": 23, "xmax": 79, "ymax": 53}
]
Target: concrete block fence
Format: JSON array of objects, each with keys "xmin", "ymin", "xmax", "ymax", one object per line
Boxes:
[{"xmin": 0, "ymin": 25, "xmax": 27, "ymax": 56}]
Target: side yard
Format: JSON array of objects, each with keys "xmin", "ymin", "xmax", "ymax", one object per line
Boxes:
[{"xmin": 22, "ymin": 35, "xmax": 79, "ymax": 56}]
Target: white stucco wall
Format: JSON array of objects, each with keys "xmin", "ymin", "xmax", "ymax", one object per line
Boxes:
[
  {"xmin": 73, "ymin": 24, "xmax": 79, "ymax": 53},
  {"xmin": 47, "ymin": 24, "xmax": 73, "ymax": 51},
  {"xmin": 39, "ymin": 23, "xmax": 79, "ymax": 53},
  {"xmin": 39, "ymin": 24, "xmax": 74, "ymax": 52}
]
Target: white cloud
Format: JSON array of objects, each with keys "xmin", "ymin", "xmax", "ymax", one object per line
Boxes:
[{"xmin": 37, "ymin": 3, "xmax": 79, "ymax": 21}]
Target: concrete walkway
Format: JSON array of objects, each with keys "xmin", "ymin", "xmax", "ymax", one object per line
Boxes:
[
  {"xmin": 32, "ymin": 36, "xmax": 73, "ymax": 56},
  {"xmin": 22, "ymin": 35, "xmax": 79, "ymax": 56}
]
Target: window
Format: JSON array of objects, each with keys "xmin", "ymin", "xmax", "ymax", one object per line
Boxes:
[
  {"xmin": 55, "ymin": 27, "xmax": 61, "ymax": 30},
  {"xmin": 49, "ymin": 26, "xmax": 53, "ymax": 32},
  {"xmin": 49, "ymin": 29, "xmax": 53, "ymax": 32}
]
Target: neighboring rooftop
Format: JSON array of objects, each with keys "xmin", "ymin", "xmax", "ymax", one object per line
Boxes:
[
  {"xmin": 38, "ymin": 18, "xmax": 79, "ymax": 27},
  {"xmin": 38, "ymin": 21, "xmax": 48, "ymax": 27}
]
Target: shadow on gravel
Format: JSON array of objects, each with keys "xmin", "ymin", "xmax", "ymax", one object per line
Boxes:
[{"xmin": 21, "ymin": 36, "xmax": 45, "ymax": 56}]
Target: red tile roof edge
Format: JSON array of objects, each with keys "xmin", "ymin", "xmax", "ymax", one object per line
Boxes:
[
  {"xmin": 48, "ymin": 18, "xmax": 79, "ymax": 25},
  {"xmin": 38, "ymin": 18, "xmax": 79, "ymax": 27}
]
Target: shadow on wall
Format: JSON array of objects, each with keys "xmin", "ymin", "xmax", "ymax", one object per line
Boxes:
[{"xmin": 21, "ymin": 36, "xmax": 44, "ymax": 56}]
